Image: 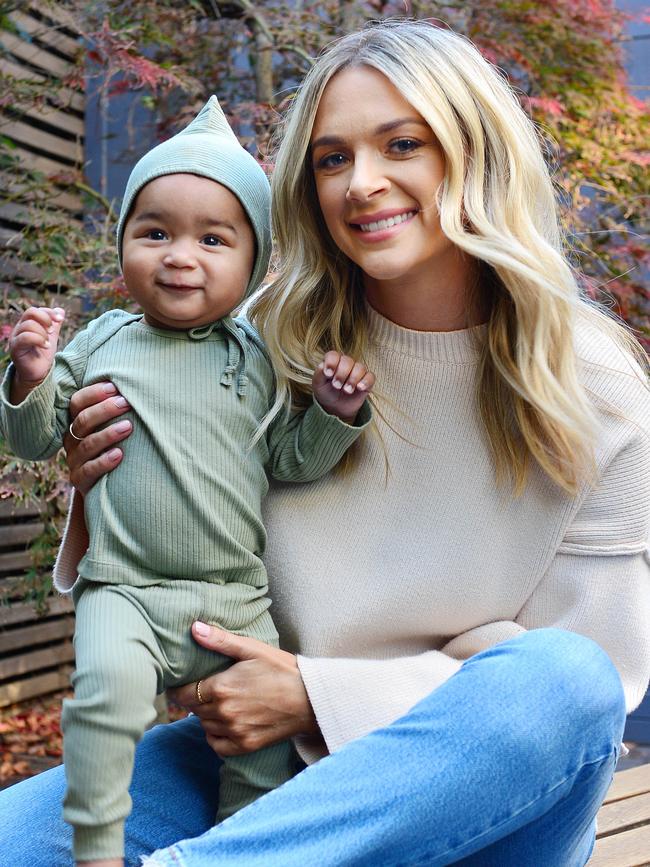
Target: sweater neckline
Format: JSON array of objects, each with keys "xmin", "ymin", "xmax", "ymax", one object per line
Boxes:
[{"xmin": 366, "ymin": 304, "xmax": 486, "ymax": 362}]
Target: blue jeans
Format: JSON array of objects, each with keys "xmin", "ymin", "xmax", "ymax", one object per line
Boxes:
[{"xmin": 0, "ymin": 629, "xmax": 625, "ymax": 866}]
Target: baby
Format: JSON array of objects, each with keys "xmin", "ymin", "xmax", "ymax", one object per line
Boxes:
[{"xmin": 0, "ymin": 97, "xmax": 374, "ymax": 867}]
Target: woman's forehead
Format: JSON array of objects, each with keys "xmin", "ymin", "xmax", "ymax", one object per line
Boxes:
[{"xmin": 312, "ymin": 66, "xmax": 424, "ymax": 138}]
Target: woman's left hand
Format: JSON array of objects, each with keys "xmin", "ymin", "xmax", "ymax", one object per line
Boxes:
[{"xmin": 168, "ymin": 622, "xmax": 320, "ymax": 756}]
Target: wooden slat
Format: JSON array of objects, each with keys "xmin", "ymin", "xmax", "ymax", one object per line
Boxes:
[
  {"xmin": 604, "ymin": 764, "xmax": 650, "ymax": 805},
  {"xmin": 597, "ymin": 790, "xmax": 650, "ymax": 837},
  {"xmin": 588, "ymin": 823, "xmax": 650, "ymax": 866},
  {"xmin": 0, "ymin": 30, "xmax": 73, "ymax": 79},
  {"xmin": 0, "ymin": 57, "xmax": 84, "ymax": 112},
  {"xmin": 0, "ymin": 667, "xmax": 72, "ymax": 707},
  {"xmin": 11, "ymin": 98, "xmax": 84, "ymax": 137},
  {"xmin": 0, "ymin": 550, "xmax": 33, "ymax": 574},
  {"xmin": 0, "ymin": 200, "xmax": 69, "ymax": 228},
  {"xmin": 0, "ymin": 594, "xmax": 73, "ymax": 627},
  {"xmin": 9, "ymin": 9, "xmax": 80, "ymax": 59},
  {"xmin": 0, "ymin": 640, "xmax": 73, "ymax": 680},
  {"xmin": 7, "ymin": 143, "xmax": 79, "ymax": 178},
  {"xmin": 0, "ymin": 616, "xmax": 75, "ymax": 654},
  {"xmin": 0, "ymin": 174, "xmax": 83, "ymax": 214},
  {"xmin": 0, "ymin": 499, "xmax": 43, "ymax": 519},
  {"xmin": 0, "ymin": 118, "xmax": 81, "ymax": 162},
  {"xmin": 27, "ymin": 1, "xmax": 79, "ymax": 34},
  {"xmin": 0, "ymin": 521, "xmax": 45, "ymax": 547}
]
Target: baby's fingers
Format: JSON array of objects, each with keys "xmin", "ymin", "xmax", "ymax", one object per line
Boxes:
[
  {"xmin": 341, "ymin": 363, "xmax": 375, "ymax": 395},
  {"xmin": 18, "ymin": 306, "xmax": 64, "ymax": 332},
  {"xmin": 320, "ymin": 351, "xmax": 342, "ymax": 379}
]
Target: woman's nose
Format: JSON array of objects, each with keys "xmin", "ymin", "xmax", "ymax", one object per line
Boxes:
[{"xmin": 345, "ymin": 155, "xmax": 390, "ymax": 203}]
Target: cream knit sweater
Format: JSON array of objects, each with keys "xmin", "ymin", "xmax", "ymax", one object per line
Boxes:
[{"xmin": 55, "ymin": 306, "xmax": 650, "ymax": 764}]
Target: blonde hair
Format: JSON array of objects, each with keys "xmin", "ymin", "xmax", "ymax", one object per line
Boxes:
[{"xmin": 250, "ymin": 19, "xmax": 647, "ymax": 494}]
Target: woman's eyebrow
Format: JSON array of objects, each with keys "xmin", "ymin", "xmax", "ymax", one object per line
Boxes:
[{"xmin": 311, "ymin": 117, "xmax": 429, "ymax": 150}]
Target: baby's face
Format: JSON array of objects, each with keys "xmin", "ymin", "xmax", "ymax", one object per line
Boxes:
[{"xmin": 121, "ymin": 173, "xmax": 255, "ymax": 330}]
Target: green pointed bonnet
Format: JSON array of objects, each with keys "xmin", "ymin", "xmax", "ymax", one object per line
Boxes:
[{"xmin": 116, "ymin": 96, "xmax": 271, "ymax": 299}]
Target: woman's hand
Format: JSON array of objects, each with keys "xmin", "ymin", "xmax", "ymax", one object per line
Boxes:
[
  {"xmin": 64, "ymin": 382, "xmax": 132, "ymax": 495},
  {"xmin": 169, "ymin": 622, "xmax": 320, "ymax": 756}
]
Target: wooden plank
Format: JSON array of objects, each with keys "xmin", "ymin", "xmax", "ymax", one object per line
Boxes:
[
  {"xmin": 0, "ymin": 550, "xmax": 33, "ymax": 574},
  {"xmin": 0, "ymin": 57, "xmax": 83, "ymax": 112},
  {"xmin": 0, "ymin": 200, "xmax": 70, "ymax": 228},
  {"xmin": 27, "ymin": 1, "xmax": 79, "ymax": 35},
  {"xmin": 597, "ymin": 790, "xmax": 650, "ymax": 836},
  {"xmin": 0, "ymin": 499, "xmax": 43, "ymax": 519},
  {"xmin": 0, "ymin": 521, "xmax": 45, "ymax": 547},
  {"xmin": 11, "ymin": 98, "xmax": 84, "ymax": 138},
  {"xmin": 0, "ymin": 667, "xmax": 72, "ymax": 708},
  {"xmin": 9, "ymin": 9, "xmax": 80, "ymax": 59},
  {"xmin": 0, "ymin": 640, "xmax": 73, "ymax": 680},
  {"xmin": 604, "ymin": 764, "xmax": 650, "ymax": 805},
  {"xmin": 0, "ymin": 594, "xmax": 73, "ymax": 627},
  {"xmin": 0, "ymin": 617, "xmax": 75, "ymax": 654},
  {"xmin": 0, "ymin": 174, "xmax": 83, "ymax": 214},
  {"xmin": 6, "ymin": 143, "xmax": 79, "ymax": 178},
  {"xmin": 588, "ymin": 823, "xmax": 650, "ymax": 866},
  {"xmin": 0, "ymin": 118, "xmax": 81, "ymax": 163},
  {"xmin": 0, "ymin": 30, "xmax": 73, "ymax": 79}
]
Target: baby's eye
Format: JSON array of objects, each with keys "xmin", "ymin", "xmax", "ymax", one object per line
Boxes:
[
  {"xmin": 202, "ymin": 234, "xmax": 224, "ymax": 247},
  {"xmin": 314, "ymin": 152, "xmax": 348, "ymax": 170},
  {"xmin": 146, "ymin": 229, "xmax": 167, "ymax": 241},
  {"xmin": 389, "ymin": 138, "xmax": 421, "ymax": 155}
]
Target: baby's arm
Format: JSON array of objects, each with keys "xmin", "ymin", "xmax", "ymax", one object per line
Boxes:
[
  {"xmin": 267, "ymin": 351, "xmax": 374, "ymax": 483},
  {"xmin": 8, "ymin": 306, "xmax": 65, "ymax": 405},
  {"xmin": 312, "ymin": 351, "xmax": 375, "ymax": 424}
]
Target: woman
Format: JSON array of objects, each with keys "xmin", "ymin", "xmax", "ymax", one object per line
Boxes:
[{"xmin": 2, "ymin": 19, "xmax": 648, "ymax": 867}]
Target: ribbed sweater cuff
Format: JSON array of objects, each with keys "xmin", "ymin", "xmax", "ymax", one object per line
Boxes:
[
  {"xmin": 0, "ymin": 363, "xmax": 59, "ymax": 457},
  {"xmin": 73, "ymin": 820, "xmax": 124, "ymax": 862}
]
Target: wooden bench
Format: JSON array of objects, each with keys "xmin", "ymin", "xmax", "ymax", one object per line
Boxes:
[{"xmin": 590, "ymin": 763, "xmax": 650, "ymax": 866}]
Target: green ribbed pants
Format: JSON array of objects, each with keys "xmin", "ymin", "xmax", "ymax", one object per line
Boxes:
[{"xmin": 62, "ymin": 580, "xmax": 296, "ymax": 862}]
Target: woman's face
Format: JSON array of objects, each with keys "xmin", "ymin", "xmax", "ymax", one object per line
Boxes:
[{"xmin": 310, "ymin": 65, "xmax": 455, "ymax": 296}]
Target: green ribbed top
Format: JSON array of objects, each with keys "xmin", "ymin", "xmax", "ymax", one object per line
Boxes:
[{"xmin": 1, "ymin": 310, "xmax": 370, "ymax": 599}]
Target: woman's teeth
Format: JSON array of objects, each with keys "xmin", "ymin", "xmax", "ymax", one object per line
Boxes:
[{"xmin": 358, "ymin": 211, "xmax": 416, "ymax": 232}]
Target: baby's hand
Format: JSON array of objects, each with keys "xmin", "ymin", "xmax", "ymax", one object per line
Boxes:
[
  {"xmin": 312, "ymin": 351, "xmax": 375, "ymax": 424},
  {"xmin": 9, "ymin": 306, "xmax": 65, "ymax": 390}
]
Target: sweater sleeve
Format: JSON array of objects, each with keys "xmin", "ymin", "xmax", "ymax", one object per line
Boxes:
[
  {"xmin": 0, "ymin": 327, "xmax": 90, "ymax": 460},
  {"xmin": 438, "ymin": 415, "xmax": 650, "ymax": 714},
  {"xmin": 267, "ymin": 397, "xmax": 372, "ymax": 483}
]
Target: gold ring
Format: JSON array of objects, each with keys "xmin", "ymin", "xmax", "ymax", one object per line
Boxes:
[
  {"xmin": 68, "ymin": 421, "xmax": 84, "ymax": 442},
  {"xmin": 196, "ymin": 679, "xmax": 206, "ymax": 705}
]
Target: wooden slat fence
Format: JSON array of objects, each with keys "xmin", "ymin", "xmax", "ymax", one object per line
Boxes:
[{"xmin": 0, "ymin": 3, "xmax": 82, "ymax": 707}]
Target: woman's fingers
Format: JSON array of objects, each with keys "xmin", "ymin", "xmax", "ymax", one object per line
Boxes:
[{"xmin": 69, "ymin": 449, "xmax": 125, "ymax": 495}]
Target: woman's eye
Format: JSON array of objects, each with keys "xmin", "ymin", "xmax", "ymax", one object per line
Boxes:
[
  {"xmin": 315, "ymin": 152, "xmax": 347, "ymax": 170},
  {"xmin": 202, "ymin": 234, "xmax": 223, "ymax": 247},
  {"xmin": 146, "ymin": 229, "xmax": 167, "ymax": 241},
  {"xmin": 390, "ymin": 138, "xmax": 421, "ymax": 155}
]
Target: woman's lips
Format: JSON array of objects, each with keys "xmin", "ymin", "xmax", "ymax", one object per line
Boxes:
[{"xmin": 349, "ymin": 209, "xmax": 417, "ymax": 242}]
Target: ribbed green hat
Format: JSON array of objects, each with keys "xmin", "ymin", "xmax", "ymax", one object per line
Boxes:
[{"xmin": 116, "ymin": 96, "xmax": 271, "ymax": 299}]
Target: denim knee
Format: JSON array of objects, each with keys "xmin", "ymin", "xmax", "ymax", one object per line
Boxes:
[{"xmin": 498, "ymin": 628, "xmax": 626, "ymax": 758}]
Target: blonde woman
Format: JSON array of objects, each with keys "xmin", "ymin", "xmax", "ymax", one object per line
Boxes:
[{"xmin": 2, "ymin": 20, "xmax": 648, "ymax": 867}]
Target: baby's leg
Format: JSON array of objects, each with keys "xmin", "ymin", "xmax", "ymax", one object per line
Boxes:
[
  {"xmin": 217, "ymin": 743, "xmax": 298, "ymax": 822},
  {"xmin": 62, "ymin": 583, "xmax": 163, "ymax": 863}
]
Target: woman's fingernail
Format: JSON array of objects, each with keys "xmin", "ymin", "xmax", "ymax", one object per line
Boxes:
[
  {"xmin": 107, "ymin": 448, "xmax": 122, "ymax": 461},
  {"xmin": 115, "ymin": 420, "xmax": 131, "ymax": 432},
  {"xmin": 194, "ymin": 621, "xmax": 210, "ymax": 637},
  {"xmin": 114, "ymin": 396, "xmax": 129, "ymax": 407},
  {"xmin": 102, "ymin": 382, "xmax": 117, "ymax": 394}
]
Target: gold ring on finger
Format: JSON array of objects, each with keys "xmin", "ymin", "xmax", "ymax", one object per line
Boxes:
[{"xmin": 196, "ymin": 679, "xmax": 207, "ymax": 705}]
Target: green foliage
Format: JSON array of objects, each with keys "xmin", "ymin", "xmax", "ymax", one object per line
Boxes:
[{"xmin": 0, "ymin": 0, "xmax": 647, "ymax": 607}]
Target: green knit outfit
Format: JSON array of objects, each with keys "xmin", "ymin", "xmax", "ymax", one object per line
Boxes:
[{"xmin": 0, "ymin": 309, "xmax": 370, "ymax": 861}]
